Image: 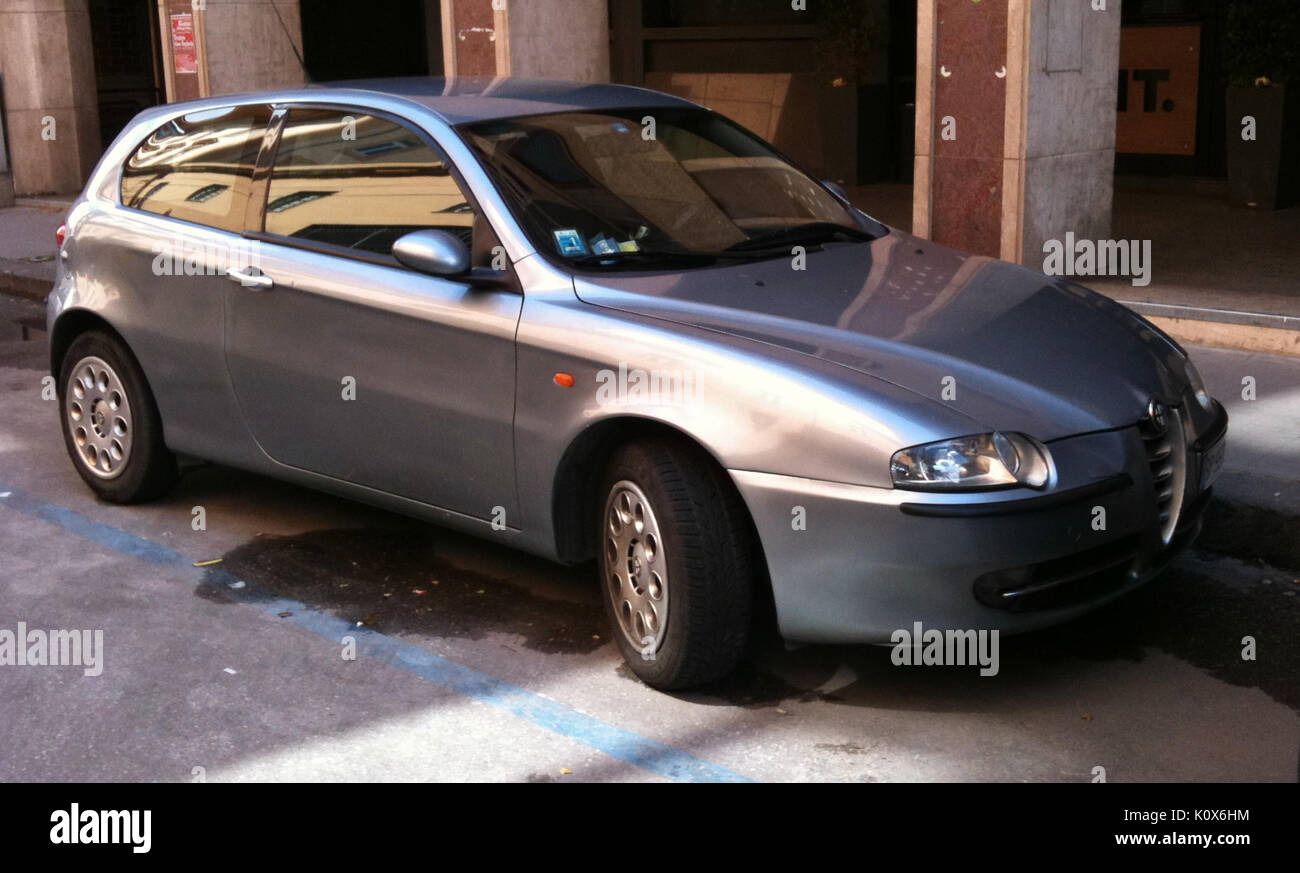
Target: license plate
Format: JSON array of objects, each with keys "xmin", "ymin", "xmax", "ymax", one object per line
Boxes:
[{"xmin": 1200, "ymin": 436, "xmax": 1226, "ymax": 491}]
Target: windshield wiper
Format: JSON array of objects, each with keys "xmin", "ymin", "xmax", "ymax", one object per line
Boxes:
[
  {"xmin": 569, "ymin": 250, "xmax": 720, "ymax": 268},
  {"xmin": 723, "ymin": 221, "xmax": 877, "ymax": 253},
  {"xmin": 568, "ymin": 248, "xmax": 789, "ymax": 268}
]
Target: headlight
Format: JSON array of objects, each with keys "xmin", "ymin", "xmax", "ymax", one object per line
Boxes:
[
  {"xmin": 1182, "ymin": 357, "xmax": 1214, "ymax": 411},
  {"xmin": 890, "ymin": 432, "xmax": 1051, "ymax": 490}
]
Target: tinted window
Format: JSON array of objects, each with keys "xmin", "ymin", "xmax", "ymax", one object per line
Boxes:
[
  {"xmin": 264, "ymin": 109, "xmax": 478, "ymax": 257},
  {"xmin": 120, "ymin": 105, "xmax": 271, "ymax": 233},
  {"xmin": 460, "ymin": 108, "xmax": 860, "ymax": 266}
]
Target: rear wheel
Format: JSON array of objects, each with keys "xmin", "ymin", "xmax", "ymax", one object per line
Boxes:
[
  {"xmin": 58, "ymin": 331, "xmax": 178, "ymax": 502},
  {"xmin": 598, "ymin": 439, "xmax": 753, "ymax": 689}
]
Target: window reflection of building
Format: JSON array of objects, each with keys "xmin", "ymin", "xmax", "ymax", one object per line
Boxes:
[
  {"xmin": 120, "ymin": 107, "xmax": 268, "ymax": 232},
  {"xmin": 264, "ymin": 111, "xmax": 473, "ymax": 252}
]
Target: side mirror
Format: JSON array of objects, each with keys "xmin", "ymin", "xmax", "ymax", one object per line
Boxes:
[{"xmin": 392, "ymin": 229, "xmax": 470, "ymax": 277}]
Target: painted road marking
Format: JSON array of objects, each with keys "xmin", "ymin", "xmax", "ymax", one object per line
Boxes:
[{"xmin": 0, "ymin": 483, "xmax": 751, "ymax": 783}]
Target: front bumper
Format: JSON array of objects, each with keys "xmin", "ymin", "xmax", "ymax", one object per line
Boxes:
[{"xmin": 731, "ymin": 405, "xmax": 1227, "ymax": 643}]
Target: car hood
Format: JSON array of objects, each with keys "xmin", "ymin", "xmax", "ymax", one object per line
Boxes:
[{"xmin": 572, "ymin": 230, "xmax": 1189, "ymax": 441}]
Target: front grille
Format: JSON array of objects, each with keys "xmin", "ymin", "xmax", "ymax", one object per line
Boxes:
[{"xmin": 1138, "ymin": 405, "xmax": 1188, "ymax": 544}]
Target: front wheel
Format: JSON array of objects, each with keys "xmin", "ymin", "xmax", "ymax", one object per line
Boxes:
[
  {"xmin": 598, "ymin": 439, "xmax": 754, "ymax": 689},
  {"xmin": 58, "ymin": 331, "xmax": 178, "ymax": 503}
]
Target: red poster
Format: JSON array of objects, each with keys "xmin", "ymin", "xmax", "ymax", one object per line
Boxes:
[{"xmin": 170, "ymin": 13, "xmax": 196, "ymax": 74}]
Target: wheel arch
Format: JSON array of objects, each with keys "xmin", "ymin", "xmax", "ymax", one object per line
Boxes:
[
  {"xmin": 49, "ymin": 309, "xmax": 171, "ymax": 451},
  {"xmin": 49, "ymin": 309, "xmax": 125, "ymax": 377},
  {"xmin": 550, "ymin": 415, "xmax": 762, "ymax": 567}
]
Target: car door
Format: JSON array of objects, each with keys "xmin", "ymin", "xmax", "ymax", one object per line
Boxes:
[
  {"xmin": 107, "ymin": 102, "xmax": 274, "ymax": 464},
  {"xmin": 223, "ymin": 105, "xmax": 522, "ymax": 524}
]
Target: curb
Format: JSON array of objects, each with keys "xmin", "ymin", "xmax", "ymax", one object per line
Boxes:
[
  {"xmin": 0, "ymin": 271, "xmax": 52, "ymax": 303},
  {"xmin": 1134, "ymin": 314, "xmax": 1300, "ymax": 358},
  {"xmin": 1120, "ymin": 300, "xmax": 1300, "ymax": 357},
  {"xmin": 14, "ymin": 196, "xmax": 74, "ymax": 212},
  {"xmin": 1120, "ymin": 300, "xmax": 1300, "ymax": 331},
  {"xmin": 1149, "ymin": 317, "xmax": 1300, "ymax": 358}
]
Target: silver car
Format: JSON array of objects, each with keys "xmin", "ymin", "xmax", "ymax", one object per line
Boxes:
[{"xmin": 48, "ymin": 78, "xmax": 1227, "ymax": 689}]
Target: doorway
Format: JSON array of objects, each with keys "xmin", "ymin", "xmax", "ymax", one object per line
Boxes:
[
  {"xmin": 300, "ymin": 0, "xmax": 442, "ymax": 81},
  {"xmin": 89, "ymin": 0, "xmax": 165, "ymax": 151}
]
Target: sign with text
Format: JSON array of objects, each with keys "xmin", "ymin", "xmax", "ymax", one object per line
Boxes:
[
  {"xmin": 1116, "ymin": 24, "xmax": 1200, "ymax": 155},
  {"xmin": 170, "ymin": 13, "xmax": 196, "ymax": 74}
]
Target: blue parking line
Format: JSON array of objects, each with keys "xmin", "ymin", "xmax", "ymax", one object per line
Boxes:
[{"xmin": 0, "ymin": 483, "xmax": 752, "ymax": 783}]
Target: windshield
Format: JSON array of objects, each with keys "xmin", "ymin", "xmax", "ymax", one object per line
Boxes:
[{"xmin": 458, "ymin": 107, "xmax": 870, "ymax": 269}]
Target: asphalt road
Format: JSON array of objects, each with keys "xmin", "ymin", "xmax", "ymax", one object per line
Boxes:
[{"xmin": 1, "ymin": 309, "xmax": 1297, "ymax": 782}]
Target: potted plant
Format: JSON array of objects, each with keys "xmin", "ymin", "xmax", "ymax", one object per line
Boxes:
[{"xmin": 1223, "ymin": 0, "xmax": 1300, "ymax": 208}]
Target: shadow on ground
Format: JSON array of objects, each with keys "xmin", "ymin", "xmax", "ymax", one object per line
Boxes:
[
  {"xmin": 199, "ymin": 525, "xmax": 606, "ymax": 655},
  {"xmin": 195, "ymin": 484, "xmax": 1299, "ymax": 715}
]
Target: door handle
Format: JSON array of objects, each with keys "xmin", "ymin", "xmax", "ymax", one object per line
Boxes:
[{"xmin": 226, "ymin": 266, "xmax": 273, "ymax": 290}]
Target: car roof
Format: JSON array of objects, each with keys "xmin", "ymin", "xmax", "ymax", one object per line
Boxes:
[{"xmin": 301, "ymin": 76, "xmax": 698, "ymax": 125}]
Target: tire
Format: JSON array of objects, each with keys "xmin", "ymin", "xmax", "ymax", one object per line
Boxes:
[
  {"xmin": 58, "ymin": 330, "xmax": 178, "ymax": 503},
  {"xmin": 597, "ymin": 438, "xmax": 754, "ymax": 689}
]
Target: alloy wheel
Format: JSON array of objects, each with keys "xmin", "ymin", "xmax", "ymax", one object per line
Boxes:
[
  {"xmin": 66, "ymin": 355, "xmax": 133, "ymax": 479},
  {"xmin": 602, "ymin": 480, "xmax": 669, "ymax": 655}
]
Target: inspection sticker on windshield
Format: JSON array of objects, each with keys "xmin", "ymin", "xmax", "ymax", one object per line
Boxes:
[
  {"xmin": 590, "ymin": 234, "xmax": 619, "ymax": 255},
  {"xmin": 618, "ymin": 240, "xmax": 640, "ymax": 252},
  {"xmin": 553, "ymin": 229, "xmax": 586, "ymax": 256}
]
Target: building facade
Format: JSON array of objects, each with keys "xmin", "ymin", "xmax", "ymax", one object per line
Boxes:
[{"xmin": 0, "ymin": 1, "xmax": 1255, "ymax": 264}]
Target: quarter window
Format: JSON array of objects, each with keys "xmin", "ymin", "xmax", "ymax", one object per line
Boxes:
[
  {"xmin": 120, "ymin": 105, "xmax": 271, "ymax": 233},
  {"xmin": 263, "ymin": 109, "xmax": 479, "ymax": 257}
]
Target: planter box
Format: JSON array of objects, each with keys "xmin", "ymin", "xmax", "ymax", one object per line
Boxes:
[{"xmin": 1226, "ymin": 84, "xmax": 1300, "ymax": 209}]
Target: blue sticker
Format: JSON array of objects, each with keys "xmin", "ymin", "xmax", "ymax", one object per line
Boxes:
[
  {"xmin": 590, "ymin": 234, "xmax": 619, "ymax": 255},
  {"xmin": 553, "ymin": 229, "xmax": 587, "ymax": 256},
  {"xmin": 611, "ymin": 123, "xmax": 631, "ymax": 134}
]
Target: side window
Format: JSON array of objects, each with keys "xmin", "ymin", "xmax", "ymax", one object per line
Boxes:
[
  {"xmin": 120, "ymin": 105, "xmax": 271, "ymax": 233},
  {"xmin": 264, "ymin": 109, "xmax": 483, "ymax": 258}
]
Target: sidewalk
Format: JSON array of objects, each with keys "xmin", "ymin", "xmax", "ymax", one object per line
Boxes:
[
  {"xmin": 1093, "ymin": 180, "xmax": 1300, "ymax": 318},
  {"xmin": 847, "ymin": 182, "xmax": 1300, "ymax": 356},
  {"xmin": 0, "ymin": 202, "xmax": 65, "ymax": 301},
  {"xmin": 1089, "ymin": 182, "xmax": 1300, "ymax": 357},
  {"xmin": 847, "ymin": 182, "xmax": 1300, "ymax": 315}
]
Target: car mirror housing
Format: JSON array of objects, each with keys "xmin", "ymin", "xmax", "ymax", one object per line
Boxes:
[{"xmin": 393, "ymin": 229, "xmax": 471, "ymax": 277}]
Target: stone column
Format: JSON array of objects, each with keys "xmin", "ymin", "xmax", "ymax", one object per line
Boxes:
[
  {"xmin": 200, "ymin": 0, "xmax": 305, "ymax": 96},
  {"xmin": 0, "ymin": 0, "xmax": 101, "ymax": 197},
  {"xmin": 442, "ymin": 0, "xmax": 609, "ymax": 82},
  {"xmin": 914, "ymin": 0, "xmax": 1121, "ymax": 265}
]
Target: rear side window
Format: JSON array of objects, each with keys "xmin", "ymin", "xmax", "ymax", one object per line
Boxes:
[
  {"xmin": 262, "ymin": 109, "xmax": 476, "ymax": 256},
  {"xmin": 120, "ymin": 105, "xmax": 271, "ymax": 233}
]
